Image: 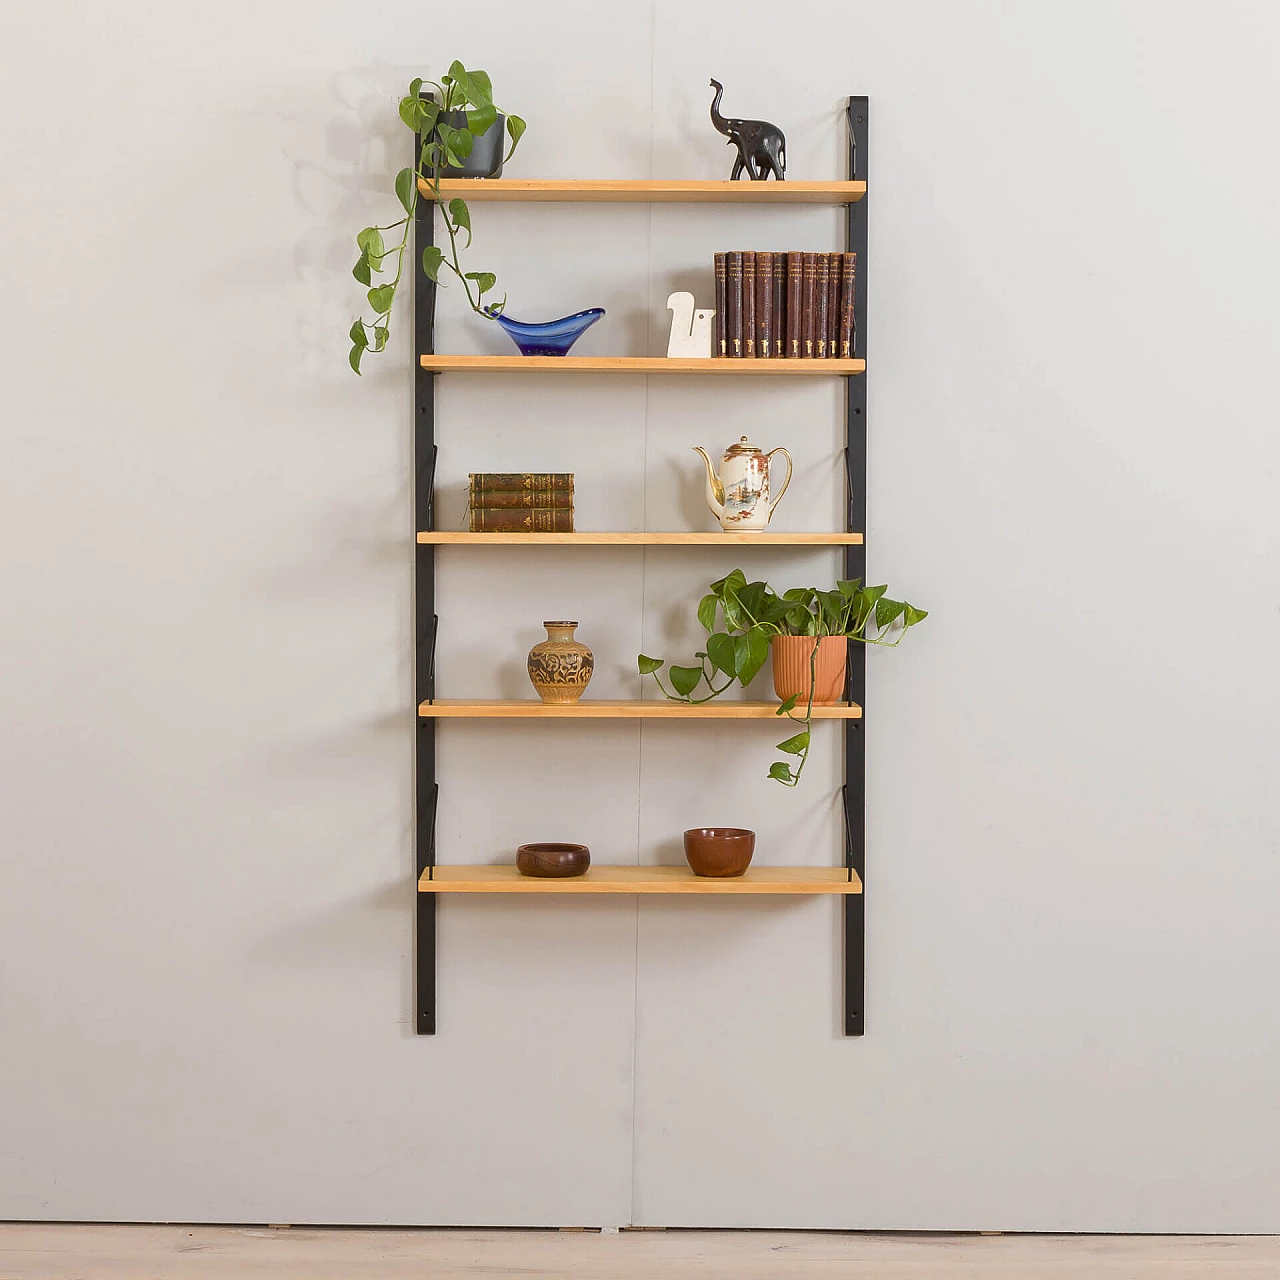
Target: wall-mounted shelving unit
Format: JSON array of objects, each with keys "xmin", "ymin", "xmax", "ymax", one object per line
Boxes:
[{"xmin": 415, "ymin": 98, "xmax": 869, "ymax": 1036}]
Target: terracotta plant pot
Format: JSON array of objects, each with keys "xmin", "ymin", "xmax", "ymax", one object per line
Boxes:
[
  {"xmin": 527, "ymin": 621, "xmax": 594, "ymax": 704},
  {"xmin": 683, "ymin": 828, "xmax": 756, "ymax": 878},
  {"xmin": 770, "ymin": 635, "xmax": 848, "ymax": 705},
  {"xmin": 516, "ymin": 843, "xmax": 591, "ymax": 878}
]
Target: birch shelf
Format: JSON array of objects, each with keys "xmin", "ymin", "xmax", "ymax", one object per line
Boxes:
[
  {"xmin": 418, "ymin": 699, "xmax": 862, "ymax": 720},
  {"xmin": 420, "ymin": 177, "xmax": 866, "ymax": 204},
  {"xmin": 419, "ymin": 355, "xmax": 865, "ymax": 375},
  {"xmin": 416, "ymin": 531, "xmax": 864, "ymax": 546},
  {"xmin": 419, "ymin": 865, "xmax": 863, "ymax": 894}
]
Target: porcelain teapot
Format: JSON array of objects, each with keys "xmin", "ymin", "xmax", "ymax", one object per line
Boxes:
[{"xmin": 693, "ymin": 436, "xmax": 793, "ymax": 532}]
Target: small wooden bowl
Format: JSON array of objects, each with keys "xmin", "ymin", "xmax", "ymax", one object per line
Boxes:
[
  {"xmin": 683, "ymin": 828, "xmax": 756, "ymax": 878},
  {"xmin": 516, "ymin": 842, "xmax": 591, "ymax": 878}
]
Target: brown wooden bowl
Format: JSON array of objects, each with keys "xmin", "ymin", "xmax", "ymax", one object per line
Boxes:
[
  {"xmin": 516, "ymin": 843, "xmax": 591, "ymax": 878},
  {"xmin": 683, "ymin": 828, "xmax": 756, "ymax": 878}
]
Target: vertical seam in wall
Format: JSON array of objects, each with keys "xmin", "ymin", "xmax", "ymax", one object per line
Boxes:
[{"xmin": 627, "ymin": 0, "xmax": 659, "ymax": 1230}]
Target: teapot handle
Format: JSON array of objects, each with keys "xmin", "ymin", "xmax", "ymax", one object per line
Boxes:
[{"xmin": 766, "ymin": 447, "xmax": 793, "ymax": 507}]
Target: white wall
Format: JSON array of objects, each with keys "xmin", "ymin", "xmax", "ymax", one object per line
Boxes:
[{"xmin": 2, "ymin": 0, "xmax": 1278, "ymax": 1231}]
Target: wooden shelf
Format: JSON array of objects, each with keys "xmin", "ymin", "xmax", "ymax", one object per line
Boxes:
[
  {"xmin": 420, "ymin": 178, "xmax": 866, "ymax": 205},
  {"xmin": 416, "ymin": 531, "xmax": 863, "ymax": 546},
  {"xmin": 418, "ymin": 699, "xmax": 862, "ymax": 720},
  {"xmin": 420, "ymin": 355, "xmax": 865, "ymax": 376},
  {"xmin": 419, "ymin": 865, "xmax": 862, "ymax": 894}
]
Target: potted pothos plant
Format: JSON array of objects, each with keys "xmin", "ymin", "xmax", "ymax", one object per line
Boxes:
[
  {"xmin": 348, "ymin": 62, "xmax": 527, "ymax": 374},
  {"xmin": 638, "ymin": 570, "xmax": 927, "ymax": 787}
]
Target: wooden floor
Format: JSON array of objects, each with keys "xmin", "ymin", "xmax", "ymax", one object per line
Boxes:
[{"xmin": 1, "ymin": 1225, "xmax": 1278, "ymax": 1279}]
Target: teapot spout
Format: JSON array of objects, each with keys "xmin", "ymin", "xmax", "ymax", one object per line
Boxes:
[{"xmin": 693, "ymin": 447, "xmax": 725, "ymax": 516}]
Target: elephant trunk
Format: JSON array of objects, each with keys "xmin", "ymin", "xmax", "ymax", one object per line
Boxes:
[{"xmin": 709, "ymin": 79, "xmax": 729, "ymax": 136}]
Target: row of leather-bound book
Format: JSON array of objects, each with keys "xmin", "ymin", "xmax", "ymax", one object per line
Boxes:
[
  {"xmin": 467, "ymin": 473, "xmax": 574, "ymax": 532},
  {"xmin": 713, "ymin": 251, "xmax": 857, "ymax": 359}
]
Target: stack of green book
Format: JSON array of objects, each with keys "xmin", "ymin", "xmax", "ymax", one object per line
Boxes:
[{"xmin": 468, "ymin": 473, "xmax": 575, "ymax": 532}]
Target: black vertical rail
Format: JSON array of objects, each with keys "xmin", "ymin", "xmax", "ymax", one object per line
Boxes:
[
  {"xmin": 415, "ymin": 113, "xmax": 438, "ymax": 1035},
  {"xmin": 843, "ymin": 97, "xmax": 869, "ymax": 1037}
]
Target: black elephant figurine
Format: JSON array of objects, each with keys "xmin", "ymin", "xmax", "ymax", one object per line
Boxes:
[{"xmin": 709, "ymin": 78, "xmax": 786, "ymax": 181}]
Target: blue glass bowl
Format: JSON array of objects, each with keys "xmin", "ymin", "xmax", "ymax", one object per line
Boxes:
[{"xmin": 486, "ymin": 306, "xmax": 605, "ymax": 357}]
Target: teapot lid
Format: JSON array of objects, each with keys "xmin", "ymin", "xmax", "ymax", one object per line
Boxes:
[{"xmin": 724, "ymin": 435, "xmax": 762, "ymax": 457}]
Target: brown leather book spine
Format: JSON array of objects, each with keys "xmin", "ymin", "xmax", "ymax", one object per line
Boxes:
[
  {"xmin": 741, "ymin": 251, "xmax": 757, "ymax": 357},
  {"xmin": 725, "ymin": 252, "xmax": 743, "ymax": 357},
  {"xmin": 814, "ymin": 254, "xmax": 830, "ymax": 357},
  {"xmin": 826, "ymin": 254, "xmax": 841, "ymax": 360},
  {"xmin": 838, "ymin": 251, "xmax": 857, "ymax": 358},
  {"xmin": 801, "ymin": 253, "xmax": 817, "ymax": 358},
  {"xmin": 469, "ymin": 507, "xmax": 575, "ymax": 532},
  {"xmin": 756, "ymin": 251, "xmax": 773, "ymax": 362},
  {"xmin": 713, "ymin": 253, "xmax": 727, "ymax": 357},
  {"xmin": 466, "ymin": 489, "xmax": 574, "ymax": 510},
  {"xmin": 771, "ymin": 253, "xmax": 786, "ymax": 356},
  {"xmin": 469, "ymin": 473, "xmax": 574, "ymax": 500},
  {"xmin": 786, "ymin": 252, "xmax": 803, "ymax": 357}
]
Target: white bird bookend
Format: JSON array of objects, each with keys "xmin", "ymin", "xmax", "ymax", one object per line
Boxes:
[{"xmin": 666, "ymin": 291, "xmax": 716, "ymax": 358}]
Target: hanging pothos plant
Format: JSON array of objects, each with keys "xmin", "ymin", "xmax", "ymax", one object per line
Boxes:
[
  {"xmin": 639, "ymin": 570, "xmax": 928, "ymax": 787},
  {"xmin": 348, "ymin": 63, "xmax": 526, "ymax": 374}
]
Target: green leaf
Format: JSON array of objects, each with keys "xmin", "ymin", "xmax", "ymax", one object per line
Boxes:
[
  {"xmin": 875, "ymin": 596, "xmax": 906, "ymax": 630},
  {"xmin": 903, "ymin": 604, "xmax": 929, "ymax": 627},
  {"xmin": 669, "ymin": 665, "xmax": 703, "ymax": 697},
  {"xmin": 775, "ymin": 731, "xmax": 810, "ymax": 755},
  {"xmin": 348, "ymin": 319, "xmax": 368, "ymax": 348},
  {"xmin": 467, "ymin": 68, "xmax": 494, "ymax": 107},
  {"xmin": 356, "ymin": 226, "xmax": 385, "ymax": 258},
  {"xmin": 367, "ymin": 284, "xmax": 395, "ymax": 314},
  {"xmin": 449, "ymin": 128, "xmax": 475, "ymax": 159},
  {"xmin": 775, "ymin": 695, "xmax": 799, "ymax": 715},
  {"xmin": 464, "ymin": 271, "xmax": 497, "ymax": 295},
  {"xmin": 696, "ymin": 594, "xmax": 719, "ymax": 634},
  {"xmin": 409, "ymin": 77, "xmax": 423, "ymax": 98},
  {"xmin": 837, "ymin": 578, "xmax": 862, "ymax": 598},
  {"xmin": 399, "ymin": 97, "xmax": 423, "ymax": 131},
  {"xmin": 741, "ymin": 628, "xmax": 770, "ymax": 685},
  {"xmin": 348, "ymin": 344, "xmax": 363, "ymax": 375},
  {"xmin": 505, "ymin": 114, "xmax": 527, "ymax": 152},
  {"xmin": 768, "ymin": 762, "xmax": 794, "ymax": 783},
  {"xmin": 448, "ymin": 197, "xmax": 472, "ymax": 247},
  {"xmin": 421, "ymin": 246, "xmax": 443, "ymax": 282},
  {"xmin": 418, "ymin": 100, "xmax": 440, "ymax": 133},
  {"xmin": 466, "ymin": 104, "xmax": 498, "ymax": 135},
  {"xmin": 395, "ymin": 167, "xmax": 416, "ymax": 214},
  {"xmin": 352, "ymin": 254, "xmax": 372, "ymax": 286},
  {"xmin": 705, "ymin": 632, "xmax": 735, "ymax": 676},
  {"xmin": 373, "ymin": 325, "xmax": 388, "ymax": 351},
  {"xmin": 637, "ymin": 654, "xmax": 663, "ymax": 675},
  {"xmin": 709, "ymin": 568, "xmax": 746, "ymax": 596}
]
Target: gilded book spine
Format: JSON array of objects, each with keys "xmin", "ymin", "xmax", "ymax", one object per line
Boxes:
[
  {"xmin": 756, "ymin": 251, "xmax": 773, "ymax": 362},
  {"xmin": 814, "ymin": 254, "xmax": 830, "ymax": 358},
  {"xmin": 801, "ymin": 253, "xmax": 817, "ymax": 358},
  {"xmin": 741, "ymin": 251, "xmax": 757, "ymax": 357},
  {"xmin": 771, "ymin": 253, "xmax": 786, "ymax": 356},
  {"xmin": 465, "ymin": 489, "xmax": 574, "ymax": 510},
  {"xmin": 713, "ymin": 252, "xmax": 727, "ymax": 357},
  {"xmin": 469, "ymin": 507, "xmax": 575, "ymax": 532},
  {"xmin": 726, "ymin": 252, "xmax": 743, "ymax": 357},
  {"xmin": 838, "ymin": 251, "xmax": 857, "ymax": 358},
  {"xmin": 826, "ymin": 253, "xmax": 841, "ymax": 361},
  {"xmin": 786, "ymin": 252, "xmax": 803, "ymax": 357},
  {"xmin": 468, "ymin": 473, "xmax": 574, "ymax": 498}
]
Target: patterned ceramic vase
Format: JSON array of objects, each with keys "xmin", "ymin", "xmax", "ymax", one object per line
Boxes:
[{"xmin": 527, "ymin": 621, "xmax": 594, "ymax": 704}]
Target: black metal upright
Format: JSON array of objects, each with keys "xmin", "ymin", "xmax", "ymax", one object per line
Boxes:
[
  {"xmin": 415, "ymin": 117, "xmax": 439, "ymax": 1035},
  {"xmin": 843, "ymin": 98, "xmax": 869, "ymax": 1037}
]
